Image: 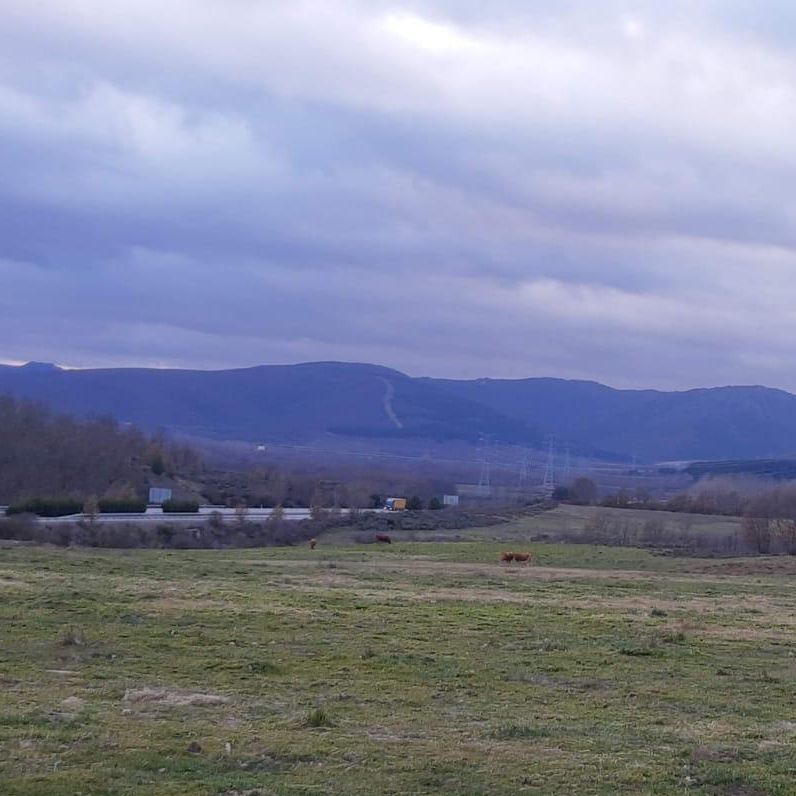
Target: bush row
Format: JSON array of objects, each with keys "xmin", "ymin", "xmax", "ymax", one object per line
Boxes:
[
  {"xmin": 97, "ymin": 498, "xmax": 148, "ymax": 514},
  {"xmin": 4, "ymin": 496, "xmax": 202, "ymax": 516},
  {"xmin": 0, "ymin": 514, "xmax": 330, "ymax": 549},
  {"xmin": 162, "ymin": 499, "xmax": 200, "ymax": 513},
  {"xmin": 6, "ymin": 497, "xmax": 83, "ymax": 517}
]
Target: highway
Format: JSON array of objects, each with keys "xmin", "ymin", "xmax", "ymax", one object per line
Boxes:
[{"xmin": 2, "ymin": 506, "xmax": 355, "ymax": 525}]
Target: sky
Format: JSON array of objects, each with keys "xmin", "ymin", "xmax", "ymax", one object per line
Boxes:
[{"xmin": 2, "ymin": 1, "xmax": 796, "ymax": 390}]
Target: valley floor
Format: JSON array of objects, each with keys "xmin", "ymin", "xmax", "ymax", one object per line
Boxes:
[{"xmin": 1, "ymin": 542, "xmax": 795, "ymax": 795}]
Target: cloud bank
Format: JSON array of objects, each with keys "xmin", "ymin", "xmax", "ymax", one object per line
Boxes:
[{"xmin": 1, "ymin": 0, "xmax": 795, "ymax": 389}]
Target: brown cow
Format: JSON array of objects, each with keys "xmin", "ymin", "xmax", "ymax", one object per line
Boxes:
[
  {"xmin": 375, "ymin": 533, "xmax": 392, "ymax": 544},
  {"xmin": 500, "ymin": 551, "xmax": 515, "ymax": 564},
  {"xmin": 309, "ymin": 538, "xmax": 317, "ymax": 550},
  {"xmin": 512, "ymin": 552, "xmax": 533, "ymax": 565}
]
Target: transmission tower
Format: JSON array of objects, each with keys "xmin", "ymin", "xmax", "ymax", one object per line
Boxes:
[
  {"xmin": 518, "ymin": 448, "xmax": 530, "ymax": 487},
  {"xmin": 563, "ymin": 446, "xmax": 572, "ymax": 484},
  {"xmin": 541, "ymin": 435, "xmax": 556, "ymax": 495},
  {"xmin": 477, "ymin": 436, "xmax": 491, "ymax": 489}
]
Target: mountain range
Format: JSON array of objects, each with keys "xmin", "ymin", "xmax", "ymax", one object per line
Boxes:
[{"xmin": 1, "ymin": 360, "xmax": 795, "ymax": 462}]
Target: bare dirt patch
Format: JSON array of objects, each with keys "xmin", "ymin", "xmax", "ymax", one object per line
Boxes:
[
  {"xmin": 0, "ymin": 577, "xmax": 30, "ymax": 589},
  {"xmin": 123, "ymin": 688, "xmax": 229, "ymax": 707},
  {"xmin": 60, "ymin": 696, "xmax": 85, "ymax": 711},
  {"xmin": 145, "ymin": 596, "xmax": 238, "ymax": 612}
]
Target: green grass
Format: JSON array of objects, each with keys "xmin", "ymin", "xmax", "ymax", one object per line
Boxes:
[
  {"xmin": 329, "ymin": 503, "xmax": 743, "ymax": 545},
  {"xmin": 1, "ymin": 542, "xmax": 795, "ymax": 795}
]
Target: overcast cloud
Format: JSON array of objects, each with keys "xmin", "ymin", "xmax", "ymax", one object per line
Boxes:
[{"xmin": 2, "ymin": 0, "xmax": 796, "ymax": 389}]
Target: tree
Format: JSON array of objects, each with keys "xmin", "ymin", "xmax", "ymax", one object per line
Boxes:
[
  {"xmin": 407, "ymin": 496, "xmax": 423, "ymax": 511},
  {"xmin": 84, "ymin": 495, "xmax": 99, "ymax": 525},
  {"xmin": 428, "ymin": 497, "xmax": 443, "ymax": 510},
  {"xmin": 234, "ymin": 502, "xmax": 249, "ymax": 526},
  {"xmin": 207, "ymin": 510, "xmax": 225, "ymax": 531},
  {"xmin": 310, "ymin": 504, "xmax": 328, "ymax": 521},
  {"xmin": 149, "ymin": 451, "xmax": 166, "ymax": 476},
  {"xmin": 742, "ymin": 516, "xmax": 771, "ymax": 554},
  {"xmin": 570, "ymin": 477, "xmax": 598, "ymax": 505},
  {"xmin": 773, "ymin": 518, "xmax": 796, "ymax": 555}
]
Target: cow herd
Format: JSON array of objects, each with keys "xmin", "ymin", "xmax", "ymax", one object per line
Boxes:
[{"xmin": 307, "ymin": 535, "xmax": 534, "ymax": 566}]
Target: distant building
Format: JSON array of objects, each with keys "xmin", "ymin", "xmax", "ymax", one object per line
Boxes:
[
  {"xmin": 148, "ymin": 487, "xmax": 172, "ymax": 505},
  {"xmin": 442, "ymin": 495, "xmax": 459, "ymax": 507}
]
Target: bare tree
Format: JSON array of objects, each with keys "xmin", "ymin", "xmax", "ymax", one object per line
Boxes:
[
  {"xmin": 773, "ymin": 518, "xmax": 796, "ymax": 555},
  {"xmin": 570, "ymin": 477, "xmax": 598, "ymax": 505},
  {"xmin": 84, "ymin": 495, "xmax": 99, "ymax": 525},
  {"xmin": 234, "ymin": 502, "xmax": 249, "ymax": 526},
  {"xmin": 742, "ymin": 516, "xmax": 772, "ymax": 554}
]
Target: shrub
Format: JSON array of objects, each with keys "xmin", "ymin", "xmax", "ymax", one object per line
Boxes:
[
  {"xmin": 207, "ymin": 510, "xmax": 225, "ymax": 531},
  {"xmin": 162, "ymin": 499, "xmax": 200, "ymax": 513},
  {"xmin": 98, "ymin": 497, "xmax": 146, "ymax": 514},
  {"xmin": 491, "ymin": 723, "xmax": 550, "ymax": 739},
  {"xmin": 7, "ymin": 497, "xmax": 83, "ymax": 517},
  {"xmin": 60, "ymin": 627, "xmax": 88, "ymax": 647},
  {"xmin": 303, "ymin": 707, "xmax": 334, "ymax": 728},
  {"xmin": 247, "ymin": 660, "xmax": 281, "ymax": 675},
  {"xmin": 618, "ymin": 644, "xmax": 656, "ymax": 657},
  {"xmin": 0, "ymin": 514, "xmax": 36, "ymax": 540},
  {"xmin": 248, "ymin": 495, "xmax": 275, "ymax": 508}
]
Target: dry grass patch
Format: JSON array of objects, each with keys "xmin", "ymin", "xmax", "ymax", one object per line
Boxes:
[{"xmin": 122, "ymin": 688, "xmax": 230, "ymax": 708}]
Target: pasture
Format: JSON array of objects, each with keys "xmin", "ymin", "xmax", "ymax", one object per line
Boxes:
[{"xmin": 1, "ymin": 540, "xmax": 795, "ymax": 795}]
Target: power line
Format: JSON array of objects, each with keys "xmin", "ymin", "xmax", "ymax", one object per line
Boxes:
[
  {"xmin": 541, "ymin": 435, "xmax": 556, "ymax": 495},
  {"xmin": 477, "ymin": 435, "xmax": 492, "ymax": 488},
  {"xmin": 518, "ymin": 448, "xmax": 530, "ymax": 487}
]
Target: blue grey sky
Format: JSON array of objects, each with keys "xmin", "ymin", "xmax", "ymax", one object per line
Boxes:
[{"xmin": 1, "ymin": 1, "xmax": 795, "ymax": 389}]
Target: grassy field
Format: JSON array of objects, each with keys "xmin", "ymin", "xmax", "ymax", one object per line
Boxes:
[
  {"xmin": 327, "ymin": 504, "xmax": 744, "ymax": 546},
  {"xmin": 1, "ymin": 540, "xmax": 795, "ymax": 795}
]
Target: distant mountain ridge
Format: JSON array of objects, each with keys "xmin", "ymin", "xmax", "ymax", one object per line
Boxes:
[{"xmin": 1, "ymin": 361, "xmax": 795, "ymax": 462}]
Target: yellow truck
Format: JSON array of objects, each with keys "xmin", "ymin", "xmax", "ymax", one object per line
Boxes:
[{"xmin": 384, "ymin": 497, "xmax": 407, "ymax": 511}]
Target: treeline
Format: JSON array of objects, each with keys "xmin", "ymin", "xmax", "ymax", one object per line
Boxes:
[
  {"xmin": 0, "ymin": 513, "xmax": 325, "ymax": 549},
  {"xmin": 560, "ymin": 477, "xmax": 796, "ymax": 556},
  {"xmin": 569, "ymin": 512, "xmax": 743, "ymax": 556},
  {"xmin": 562, "ymin": 503, "xmax": 796, "ymax": 557},
  {"xmin": 557, "ymin": 476, "xmax": 776, "ymax": 518},
  {"xmin": 0, "ymin": 504, "xmax": 533, "ymax": 550},
  {"xmin": 739, "ymin": 486, "xmax": 796, "ymax": 554},
  {"xmin": 598, "ymin": 480, "xmax": 792, "ymax": 520},
  {"xmin": 0, "ymin": 395, "xmax": 202, "ymax": 503},
  {"xmin": 195, "ymin": 469, "xmax": 449, "ymax": 510}
]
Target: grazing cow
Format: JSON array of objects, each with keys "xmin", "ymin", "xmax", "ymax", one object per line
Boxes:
[
  {"xmin": 512, "ymin": 552, "xmax": 532, "ymax": 565},
  {"xmin": 375, "ymin": 533, "xmax": 392, "ymax": 544},
  {"xmin": 500, "ymin": 551, "xmax": 515, "ymax": 564},
  {"xmin": 309, "ymin": 538, "xmax": 317, "ymax": 550}
]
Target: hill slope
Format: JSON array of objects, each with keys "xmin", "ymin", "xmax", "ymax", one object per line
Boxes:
[
  {"xmin": 427, "ymin": 377, "xmax": 796, "ymax": 461},
  {"xmin": 2, "ymin": 362, "xmax": 796, "ymax": 461},
  {"xmin": 0, "ymin": 394, "xmax": 200, "ymax": 502},
  {"xmin": 0, "ymin": 362, "xmax": 539, "ymax": 448}
]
